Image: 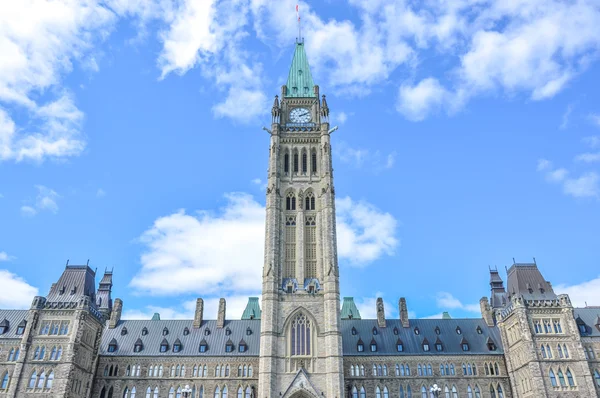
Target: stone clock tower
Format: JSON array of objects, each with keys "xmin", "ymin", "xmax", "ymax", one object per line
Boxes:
[{"xmin": 258, "ymin": 40, "xmax": 344, "ymax": 398}]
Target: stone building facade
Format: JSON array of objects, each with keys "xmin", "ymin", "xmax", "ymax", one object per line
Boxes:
[{"xmin": 1, "ymin": 41, "xmax": 600, "ymax": 398}]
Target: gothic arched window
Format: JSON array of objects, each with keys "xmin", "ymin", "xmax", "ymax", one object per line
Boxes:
[
  {"xmin": 351, "ymin": 386, "xmax": 358, "ymax": 398},
  {"xmin": 1, "ymin": 372, "xmax": 9, "ymax": 390},
  {"xmin": 286, "ymin": 192, "xmax": 296, "ymax": 211},
  {"xmin": 293, "ymin": 151, "xmax": 299, "ymax": 173},
  {"xmin": 549, "ymin": 370, "xmax": 557, "ymax": 387},
  {"xmin": 290, "ymin": 313, "xmax": 311, "ymax": 356},
  {"xmin": 360, "ymin": 387, "xmax": 366, "ymax": 398},
  {"xmin": 311, "ymin": 150, "xmax": 317, "ymax": 174},
  {"xmin": 302, "ymin": 151, "xmax": 308, "ymax": 174},
  {"xmin": 284, "ymin": 152, "xmax": 290, "ymax": 174}
]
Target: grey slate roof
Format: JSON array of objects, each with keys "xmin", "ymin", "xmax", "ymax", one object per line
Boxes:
[
  {"xmin": 506, "ymin": 263, "xmax": 556, "ymax": 301},
  {"xmin": 574, "ymin": 307, "xmax": 600, "ymax": 337},
  {"xmin": 341, "ymin": 319, "xmax": 504, "ymax": 356},
  {"xmin": 100, "ymin": 319, "xmax": 261, "ymax": 357},
  {"xmin": 0, "ymin": 310, "xmax": 28, "ymax": 339},
  {"xmin": 46, "ymin": 265, "xmax": 97, "ymax": 304}
]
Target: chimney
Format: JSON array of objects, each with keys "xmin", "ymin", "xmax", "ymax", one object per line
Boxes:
[
  {"xmin": 399, "ymin": 297, "xmax": 409, "ymax": 328},
  {"xmin": 480, "ymin": 297, "xmax": 494, "ymax": 327},
  {"xmin": 376, "ymin": 298, "xmax": 386, "ymax": 328},
  {"xmin": 109, "ymin": 298, "xmax": 123, "ymax": 329},
  {"xmin": 193, "ymin": 298, "xmax": 204, "ymax": 328},
  {"xmin": 217, "ymin": 298, "xmax": 226, "ymax": 328}
]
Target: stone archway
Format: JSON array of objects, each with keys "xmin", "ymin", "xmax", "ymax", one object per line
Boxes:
[{"xmin": 288, "ymin": 390, "xmax": 317, "ymax": 398}]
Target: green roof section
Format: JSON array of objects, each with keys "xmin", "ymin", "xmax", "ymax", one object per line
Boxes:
[
  {"xmin": 151, "ymin": 313, "xmax": 160, "ymax": 321},
  {"xmin": 285, "ymin": 41, "xmax": 316, "ymax": 98},
  {"xmin": 241, "ymin": 297, "xmax": 261, "ymax": 320},
  {"xmin": 341, "ymin": 297, "xmax": 362, "ymax": 320},
  {"xmin": 442, "ymin": 312, "xmax": 452, "ymax": 320}
]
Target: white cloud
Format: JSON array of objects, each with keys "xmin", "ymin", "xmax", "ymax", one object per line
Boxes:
[
  {"xmin": 96, "ymin": 188, "xmax": 106, "ymax": 197},
  {"xmin": 337, "ymin": 111, "xmax": 349, "ymax": 124},
  {"xmin": 435, "ymin": 292, "xmax": 480, "ymax": 313},
  {"xmin": 20, "ymin": 185, "xmax": 60, "ymax": 216},
  {"xmin": 334, "ymin": 142, "xmax": 396, "ymax": 172},
  {"xmin": 397, "ymin": 78, "xmax": 453, "ymax": 121},
  {"xmin": 212, "ymin": 88, "xmax": 268, "ymax": 123},
  {"xmin": 0, "ymin": 269, "xmax": 38, "ymax": 309},
  {"xmin": 0, "ymin": 252, "xmax": 14, "ymax": 262},
  {"xmin": 336, "ymin": 196, "xmax": 398, "ymax": 266},
  {"xmin": 575, "ymin": 152, "xmax": 600, "ymax": 163},
  {"xmin": 562, "ymin": 172, "xmax": 599, "ymax": 198},
  {"xmin": 20, "ymin": 206, "xmax": 37, "ymax": 217},
  {"xmin": 537, "ymin": 159, "xmax": 599, "ymax": 199},
  {"xmin": 555, "ymin": 276, "xmax": 600, "ymax": 307},
  {"xmin": 560, "ymin": 104, "xmax": 573, "ymax": 130},
  {"xmin": 131, "ymin": 193, "xmax": 265, "ymax": 296},
  {"xmin": 0, "ymin": 1, "xmax": 115, "ymax": 162}
]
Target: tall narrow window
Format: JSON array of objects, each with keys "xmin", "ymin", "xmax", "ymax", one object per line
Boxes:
[
  {"xmin": 284, "ymin": 152, "xmax": 290, "ymax": 174},
  {"xmin": 489, "ymin": 385, "xmax": 496, "ymax": 398},
  {"xmin": 1, "ymin": 372, "xmax": 10, "ymax": 389},
  {"xmin": 594, "ymin": 370, "xmax": 600, "ymax": 387},
  {"xmin": 302, "ymin": 151, "xmax": 307, "ymax": 174},
  {"xmin": 376, "ymin": 386, "xmax": 381, "ymax": 398},
  {"xmin": 286, "ymin": 192, "xmax": 296, "ymax": 211},
  {"xmin": 558, "ymin": 369, "xmax": 566, "ymax": 387},
  {"xmin": 352, "ymin": 387, "xmax": 358, "ymax": 398},
  {"xmin": 285, "ymin": 216, "xmax": 296, "ymax": 278},
  {"xmin": 28, "ymin": 371, "xmax": 37, "ymax": 389},
  {"xmin": 290, "ymin": 312, "xmax": 311, "ymax": 356},
  {"xmin": 293, "ymin": 152, "xmax": 299, "ymax": 173},
  {"xmin": 311, "ymin": 151, "xmax": 317, "ymax": 174},
  {"xmin": 304, "ymin": 192, "xmax": 315, "ymax": 210},
  {"xmin": 549, "ymin": 370, "xmax": 557, "ymax": 387},
  {"xmin": 360, "ymin": 387, "xmax": 366, "ymax": 398},
  {"xmin": 304, "ymin": 215, "xmax": 317, "ymax": 278}
]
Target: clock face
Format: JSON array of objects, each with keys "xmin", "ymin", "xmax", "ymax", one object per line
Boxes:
[{"xmin": 290, "ymin": 107, "xmax": 311, "ymax": 123}]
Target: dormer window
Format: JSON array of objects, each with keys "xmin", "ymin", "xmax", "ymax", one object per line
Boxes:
[
  {"xmin": 239, "ymin": 340, "xmax": 247, "ymax": 353},
  {"xmin": 199, "ymin": 339, "xmax": 208, "ymax": 353},
  {"xmin": 393, "ymin": 327, "xmax": 399, "ymax": 335},
  {"xmin": 183, "ymin": 327, "xmax": 190, "ymax": 336},
  {"xmin": 0, "ymin": 319, "xmax": 8, "ymax": 334},
  {"xmin": 134, "ymin": 339, "xmax": 143, "ymax": 353},
  {"xmin": 436, "ymin": 343, "xmax": 443, "ymax": 352},
  {"xmin": 246, "ymin": 327, "xmax": 252, "ymax": 336},
  {"xmin": 414, "ymin": 328, "xmax": 420, "ymax": 335},
  {"xmin": 70, "ymin": 286, "xmax": 77, "ymax": 295},
  {"xmin": 488, "ymin": 342, "xmax": 497, "ymax": 351},
  {"xmin": 173, "ymin": 339, "xmax": 182, "ymax": 353},
  {"xmin": 372, "ymin": 327, "xmax": 378, "ymax": 335},
  {"xmin": 435, "ymin": 326, "xmax": 440, "ymax": 335},
  {"xmin": 422, "ymin": 338, "xmax": 430, "ymax": 352},
  {"xmin": 370, "ymin": 339, "xmax": 377, "ymax": 352},
  {"xmin": 162, "ymin": 327, "xmax": 168, "ymax": 336},
  {"xmin": 59, "ymin": 285, "xmax": 66, "ymax": 294},
  {"xmin": 108, "ymin": 338, "xmax": 118, "ymax": 353},
  {"xmin": 204, "ymin": 329, "xmax": 210, "ymax": 336},
  {"xmin": 456, "ymin": 327, "xmax": 462, "ymax": 335},
  {"xmin": 225, "ymin": 328, "xmax": 231, "ymax": 336},
  {"xmin": 461, "ymin": 338, "xmax": 470, "ymax": 351},
  {"xmin": 121, "ymin": 327, "xmax": 128, "ymax": 336},
  {"xmin": 16, "ymin": 320, "xmax": 26, "ymax": 335},
  {"xmin": 576, "ymin": 317, "xmax": 587, "ymax": 334},
  {"xmin": 476, "ymin": 326, "xmax": 482, "ymax": 334},
  {"xmin": 160, "ymin": 339, "xmax": 169, "ymax": 352},
  {"xmin": 225, "ymin": 339, "xmax": 234, "ymax": 353},
  {"xmin": 142, "ymin": 327, "xmax": 148, "ymax": 336},
  {"xmin": 357, "ymin": 338, "xmax": 364, "ymax": 352},
  {"xmin": 396, "ymin": 339, "xmax": 404, "ymax": 352},
  {"xmin": 351, "ymin": 327, "xmax": 357, "ymax": 335}
]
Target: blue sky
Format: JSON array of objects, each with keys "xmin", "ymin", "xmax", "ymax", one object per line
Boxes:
[{"xmin": 1, "ymin": 0, "xmax": 599, "ymax": 320}]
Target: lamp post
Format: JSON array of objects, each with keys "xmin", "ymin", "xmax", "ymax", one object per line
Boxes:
[
  {"xmin": 182, "ymin": 385, "xmax": 193, "ymax": 398},
  {"xmin": 430, "ymin": 384, "xmax": 442, "ymax": 398}
]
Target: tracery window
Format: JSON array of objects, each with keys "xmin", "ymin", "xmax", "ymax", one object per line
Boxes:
[
  {"xmin": 284, "ymin": 216, "xmax": 296, "ymax": 278},
  {"xmin": 304, "ymin": 215, "xmax": 317, "ymax": 278},
  {"xmin": 286, "ymin": 192, "xmax": 296, "ymax": 211},
  {"xmin": 290, "ymin": 313, "xmax": 311, "ymax": 356}
]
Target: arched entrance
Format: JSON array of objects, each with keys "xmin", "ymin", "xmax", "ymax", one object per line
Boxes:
[{"xmin": 288, "ymin": 391, "xmax": 317, "ymax": 398}]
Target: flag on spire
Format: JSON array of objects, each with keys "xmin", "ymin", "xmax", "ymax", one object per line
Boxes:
[{"xmin": 296, "ymin": 4, "xmax": 301, "ymax": 40}]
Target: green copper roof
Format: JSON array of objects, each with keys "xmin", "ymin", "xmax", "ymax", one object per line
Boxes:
[
  {"xmin": 241, "ymin": 297, "xmax": 261, "ymax": 320},
  {"xmin": 285, "ymin": 41, "xmax": 315, "ymax": 98},
  {"xmin": 151, "ymin": 313, "xmax": 161, "ymax": 321},
  {"xmin": 341, "ymin": 297, "xmax": 362, "ymax": 320},
  {"xmin": 442, "ymin": 312, "xmax": 452, "ymax": 320}
]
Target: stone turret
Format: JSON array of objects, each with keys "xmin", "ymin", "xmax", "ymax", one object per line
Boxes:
[
  {"xmin": 217, "ymin": 298, "xmax": 226, "ymax": 328},
  {"xmin": 480, "ymin": 297, "xmax": 494, "ymax": 326},
  {"xmin": 109, "ymin": 298, "xmax": 122, "ymax": 329},
  {"xmin": 399, "ymin": 297, "xmax": 409, "ymax": 328},
  {"xmin": 193, "ymin": 298, "xmax": 204, "ymax": 328},
  {"xmin": 376, "ymin": 297, "xmax": 386, "ymax": 328}
]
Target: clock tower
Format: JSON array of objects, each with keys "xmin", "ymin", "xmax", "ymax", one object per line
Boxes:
[{"xmin": 258, "ymin": 39, "xmax": 344, "ymax": 398}]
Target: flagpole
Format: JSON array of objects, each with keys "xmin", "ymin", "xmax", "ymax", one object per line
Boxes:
[{"xmin": 296, "ymin": 4, "xmax": 301, "ymax": 42}]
